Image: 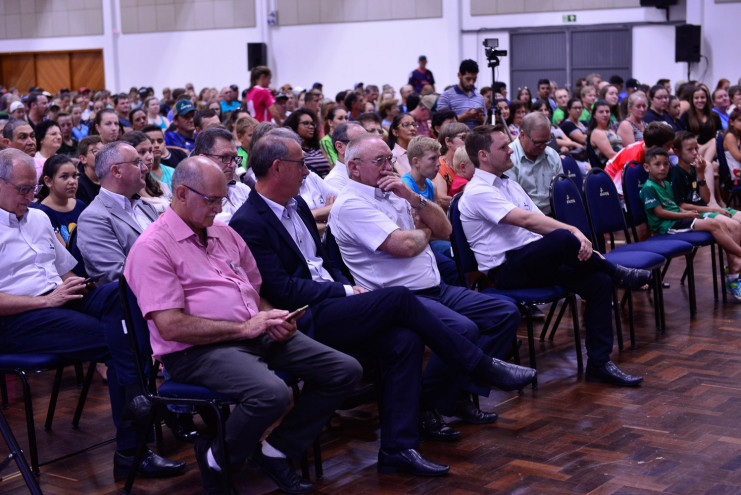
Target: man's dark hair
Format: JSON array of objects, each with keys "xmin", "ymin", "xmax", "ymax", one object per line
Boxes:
[
  {"xmin": 332, "ymin": 122, "xmax": 364, "ymax": 152},
  {"xmin": 673, "ymin": 130, "xmax": 696, "ymax": 152},
  {"xmin": 537, "ymin": 78, "xmax": 550, "ymax": 87},
  {"xmin": 343, "ymin": 91, "xmax": 359, "ymax": 109},
  {"xmin": 112, "ymin": 93, "xmax": 128, "ymax": 105},
  {"xmin": 465, "ymin": 124, "xmax": 506, "ymax": 168},
  {"xmin": 193, "ymin": 126, "xmax": 235, "ymax": 156},
  {"xmin": 406, "ymin": 93, "xmax": 420, "ymax": 112},
  {"xmin": 249, "ymin": 134, "xmax": 290, "ymax": 178},
  {"xmin": 141, "ymin": 124, "xmax": 163, "ymax": 134},
  {"xmin": 459, "ymin": 59, "xmax": 479, "ymax": 75},
  {"xmin": 194, "ymin": 108, "xmax": 219, "ymax": 130},
  {"xmin": 431, "ymin": 110, "xmax": 458, "ymax": 134},
  {"xmin": 645, "ymin": 147, "xmax": 669, "ymax": 165},
  {"xmin": 2, "ymin": 118, "xmax": 30, "ymax": 140},
  {"xmin": 335, "ymin": 90, "xmax": 349, "ymax": 104},
  {"xmin": 644, "ymin": 121, "xmax": 675, "ymax": 148},
  {"xmin": 609, "ymin": 75, "xmax": 624, "ymax": 85},
  {"xmin": 656, "ymin": 78, "xmax": 670, "ymax": 87},
  {"xmin": 356, "ymin": 112, "xmax": 381, "ymax": 126},
  {"xmin": 78, "ymin": 135, "xmax": 102, "ymax": 156},
  {"xmin": 172, "ymin": 88, "xmax": 187, "ymax": 100},
  {"xmin": 492, "ymin": 81, "xmax": 507, "ymax": 94},
  {"xmin": 27, "ymin": 92, "xmax": 45, "ymax": 107}
]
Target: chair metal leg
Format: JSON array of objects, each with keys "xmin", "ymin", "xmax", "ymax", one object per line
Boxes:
[
  {"xmin": 567, "ymin": 296, "xmax": 583, "ymax": 373},
  {"xmin": 547, "ymin": 299, "xmax": 569, "ymax": 342},
  {"xmin": 656, "ymin": 269, "xmax": 667, "ymax": 332},
  {"xmin": 719, "ymin": 245, "xmax": 727, "ymax": 303},
  {"xmin": 539, "ymin": 302, "xmax": 559, "ymax": 341},
  {"xmin": 0, "ymin": 408, "xmax": 43, "ymax": 495},
  {"xmin": 44, "ymin": 367, "xmax": 64, "ymax": 431},
  {"xmin": 652, "ymin": 268, "xmax": 662, "ymax": 332},
  {"xmin": 711, "ymin": 244, "xmax": 719, "ymax": 301},
  {"xmin": 14, "ymin": 371, "xmax": 40, "ymax": 475},
  {"xmin": 123, "ymin": 413, "xmax": 156, "ymax": 494},
  {"xmin": 685, "ymin": 253, "xmax": 697, "ymax": 317},
  {"xmin": 72, "ymin": 362, "xmax": 96, "ymax": 428},
  {"xmin": 627, "ymin": 290, "xmax": 636, "ymax": 349},
  {"xmin": 612, "ymin": 289, "xmax": 624, "ymax": 352},
  {"xmin": 522, "ymin": 309, "xmax": 537, "ymax": 389}
]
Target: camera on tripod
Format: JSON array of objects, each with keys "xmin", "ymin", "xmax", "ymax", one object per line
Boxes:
[{"xmin": 483, "ymin": 38, "xmax": 508, "ymax": 61}]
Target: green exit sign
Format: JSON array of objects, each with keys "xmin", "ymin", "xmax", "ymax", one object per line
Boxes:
[{"xmin": 563, "ymin": 14, "xmax": 577, "ymax": 22}]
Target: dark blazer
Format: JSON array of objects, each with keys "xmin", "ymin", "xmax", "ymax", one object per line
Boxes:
[{"xmin": 229, "ymin": 190, "xmax": 352, "ymax": 334}]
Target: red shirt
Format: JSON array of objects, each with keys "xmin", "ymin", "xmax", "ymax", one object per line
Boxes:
[
  {"xmin": 245, "ymin": 86, "xmax": 275, "ymax": 123},
  {"xmin": 449, "ymin": 176, "xmax": 470, "ymax": 197},
  {"xmin": 605, "ymin": 140, "xmax": 645, "ymax": 191}
]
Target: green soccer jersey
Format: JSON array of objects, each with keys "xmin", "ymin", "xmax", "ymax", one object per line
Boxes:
[{"xmin": 640, "ymin": 178, "xmax": 681, "ymax": 234}]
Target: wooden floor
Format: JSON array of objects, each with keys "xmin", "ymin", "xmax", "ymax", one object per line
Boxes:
[{"xmin": 2, "ymin": 246, "xmax": 741, "ymax": 494}]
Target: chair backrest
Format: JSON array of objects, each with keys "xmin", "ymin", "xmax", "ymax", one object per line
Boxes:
[
  {"xmin": 583, "ymin": 167, "xmax": 632, "ymax": 250},
  {"xmin": 549, "ymin": 174, "xmax": 592, "ymax": 240},
  {"xmin": 447, "ymin": 193, "xmax": 482, "ymax": 289},
  {"xmin": 621, "ymin": 160, "xmax": 649, "ymax": 240},
  {"xmin": 716, "ymin": 130, "xmax": 734, "ymax": 190},
  {"xmin": 118, "ymin": 276, "xmax": 154, "ymax": 393},
  {"xmin": 586, "ymin": 137, "xmax": 602, "ymax": 169},
  {"xmin": 323, "ymin": 226, "xmax": 355, "ymax": 285},
  {"xmin": 560, "ymin": 155, "xmax": 583, "ymax": 190},
  {"xmin": 66, "ymin": 227, "xmax": 88, "ymax": 278}
]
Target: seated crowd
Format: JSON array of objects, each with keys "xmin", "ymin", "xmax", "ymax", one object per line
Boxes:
[{"xmin": 1, "ymin": 62, "xmax": 740, "ymax": 494}]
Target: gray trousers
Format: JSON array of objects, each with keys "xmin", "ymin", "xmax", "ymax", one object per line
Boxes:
[{"xmin": 163, "ymin": 332, "xmax": 361, "ymax": 468}]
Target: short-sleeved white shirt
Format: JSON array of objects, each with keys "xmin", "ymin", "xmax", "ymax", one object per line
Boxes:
[
  {"xmin": 458, "ymin": 168, "xmax": 542, "ymax": 272},
  {"xmin": 215, "ymin": 180, "xmax": 251, "ymax": 224},
  {"xmin": 300, "ymin": 171, "xmax": 337, "ymax": 209},
  {"xmin": 0, "ymin": 208, "xmax": 77, "ymax": 296},
  {"xmin": 328, "ymin": 179, "xmax": 440, "ymax": 291},
  {"xmin": 323, "ymin": 160, "xmax": 349, "ymax": 193}
]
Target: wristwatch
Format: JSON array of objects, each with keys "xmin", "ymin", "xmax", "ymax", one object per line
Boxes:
[
  {"xmin": 412, "ymin": 194, "xmax": 428, "ymax": 210},
  {"xmin": 697, "ymin": 179, "xmax": 707, "ymax": 186}
]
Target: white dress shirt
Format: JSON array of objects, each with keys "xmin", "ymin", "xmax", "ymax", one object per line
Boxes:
[
  {"xmin": 300, "ymin": 171, "xmax": 337, "ymax": 209},
  {"xmin": 323, "ymin": 160, "xmax": 349, "ymax": 193},
  {"xmin": 328, "ymin": 179, "xmax": 440, "ymax": 291},
  {"xmin": 0, "ymin": 208, "xmax": 77, "ymax": 296},
  {"xmin": 215, "ymin": 180, "xmax": 251, "ymax": 224},
  {"xmin": 259, "ymin": 193, "xmax": 353, "ymax": 296},
  {"xmin": 458, "ymin": 168, "xmax": 542, "ymax": 272}
]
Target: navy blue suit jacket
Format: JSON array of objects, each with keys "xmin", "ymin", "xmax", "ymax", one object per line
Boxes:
[{"xmin": 229, "ymin": 189, "xmax": 351, "ymax": 335}]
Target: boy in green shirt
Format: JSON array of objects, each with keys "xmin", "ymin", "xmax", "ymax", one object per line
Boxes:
[{"xmin": 641, "ymin": 147, "xmax": 741, "ymax": 300}]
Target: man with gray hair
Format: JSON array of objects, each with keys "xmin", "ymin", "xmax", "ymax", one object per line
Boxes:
[
  {"xmin": 192, "ymin": 126, "xmax": 250, "ymax": 223},
  {"xmin": 323, "ymin": 122, "xmax": 366, "ymax": 192},
  {"xmin": 0, "ymin": 148, "xmax": 186, "ymax": 479},
  {"xmin": 2, "ymin": 118, "xmax": 37, "ymax": 158},
  {"xmin": 77, "ymin": 141, "xmax": 158, "ymax": 285},
  {"xmin": 125, "ymin": 155, "xmax": 361, "ymax": 494},
  {"xmin": 509, "ymin": 111, "xmax": 563, "ymax": 216}
]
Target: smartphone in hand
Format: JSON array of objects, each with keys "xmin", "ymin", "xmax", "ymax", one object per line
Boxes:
[{"xmin": 285, "ymin": 304, "xmax": 309, "ymax": 323}]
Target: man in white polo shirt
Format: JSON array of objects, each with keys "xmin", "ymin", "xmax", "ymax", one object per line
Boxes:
[
  {"xmin": 323, "ymin": 122, "xmax": 366, "ymax": 192},
  {"xmin": 459, "ymin": 124, "xmax": 651, "ymax": 387},
  {"xmin": 328, "ymin": 134, "xmax": 532, "ymax": 432}
]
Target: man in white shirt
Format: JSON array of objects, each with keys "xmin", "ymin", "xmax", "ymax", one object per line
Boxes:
[
  {"xmin": 459, "ymin": 124, "xmax": 651, "ymax": 387},
  {"xmin": 329, "ymin": 134, "xmax": 532, "ymax": 431},
  {"xmin": 191, "ymin": 127, "xmax": 250, "ymax": 224},
  {"xmin": 0, "ymin": 148, "xmax": 185, "ymax": 479},
  {"xmin": 323, "ymin": 122, "xmax": 366, "ymax": 192}
]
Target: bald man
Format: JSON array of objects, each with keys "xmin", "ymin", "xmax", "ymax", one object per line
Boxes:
[{"xmin": 124, "ymin": 156, "xmax": 361, "ymax": 494}]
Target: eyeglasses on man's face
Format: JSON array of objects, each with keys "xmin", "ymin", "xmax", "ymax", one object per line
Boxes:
[
  {"xmin": 353, "ymin": 155, "xmax": 396, "ymax": 167},
  {"xmin": 184, "ymin": 185, "xmax": 233, "ymax": 207},
  {"xmin": 203, "ymin": 153, "xmax": 243, "ymax": 167},
  {"xmin": 112, "ymin": 158, "xmax": 147, "ymax": 170},
  {"xmin": 1, "ymin": 179, "xmax": 42, "ymax": 196}
]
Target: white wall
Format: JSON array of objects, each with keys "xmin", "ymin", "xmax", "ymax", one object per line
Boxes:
[{"xmin": 0, "ymin": 0, "xmax": 738, "ymax": 97}]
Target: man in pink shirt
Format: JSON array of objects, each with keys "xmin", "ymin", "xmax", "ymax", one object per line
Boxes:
[
  {"xmin": 124, "ymin": 156, "xmax": 361, "ymax": 494},
  {"xmin": 245, "ymin": 65, "xmax": 278, "ymax": 123}
]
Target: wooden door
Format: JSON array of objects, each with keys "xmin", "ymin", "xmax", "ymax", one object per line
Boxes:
[
  {"xmin": 0, "ymin": 54, "xmax": 36, "ymax": 92},
  {"xmin": 0, "ymin": 50, "xmax": 104, "ymax": 93}
]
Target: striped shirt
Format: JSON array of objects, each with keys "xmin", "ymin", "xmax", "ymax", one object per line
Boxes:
[{"xmin": 436, "ymin": 85, "xmax": 486, "ymax": 130}]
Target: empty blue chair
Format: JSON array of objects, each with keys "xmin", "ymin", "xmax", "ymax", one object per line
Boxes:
[
  {"xmin": 583, "ymin": 168, "xmax": 695, "ymax": 330},
  {"xmin": 550, "ymin": 174, "xmax": 666, "ymax": 349},
  {"xmin": 561, "ymin": 155, "xmax": 584, "ymax": 190}
]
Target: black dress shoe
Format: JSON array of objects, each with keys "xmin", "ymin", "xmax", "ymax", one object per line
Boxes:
[
  {"xmin": 585, "ymin": 361, "xmax": 643, "ymax": 387},
  {"xmin": 165, "ymin": 412, "xmax": 199, "ymax": 443},
  {"xmin": 452, "ymin": 398, "xmax": 498, "ymax": 424},
  {"xmin": 481, "ymin": 358, "xmax": 537, "ymax": 391},
  {"xmin": 194, "ymin": 436, "xmax": 235, "ymax": 495},
  {"xmin": 113, "ymin": 448, "xmax": 186, "ymax": 479},
  {"xmin": 377, "ymin": 448, "xmax": 450, "ymax": 477},
  {"xmin": 613, "ymin": 265, "xmax": 653, "ymax": 290},
  {"xmin": 421, "ymin": 410, "xmax": 461, "ymax": 442},
  {"xmin": 250, "ymin": 448, "xmax": 314, "ymax": 494}
]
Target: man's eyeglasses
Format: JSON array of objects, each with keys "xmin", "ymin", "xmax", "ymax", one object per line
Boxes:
[
  {"xmin": 281, "ymin": 158, "xmax": 307, "ymax": 168},
  {"xmin": 1, "ymin": 179, "xmax": 42, "ymax": 196},
  {"xmin": 184, "ymin": 185, "xmax": 233, "ymax": 207},
  {"xmin": 524, "ymin": 133, "xmax": 549, "ymax": 147},
  {"xmin": 354, "ymin": 155, "xmax": 396, "ymax": 167},
  {"xmin": 203, "ymin": 153, "xmax": 243, "ymax": 166},
  {"xmin": 112, "ymin": 159, "xmax": 146, "ymax": 169},
  {"xmin": 299, "ymin": 121, "xmax": 316, "ymax": 128},
  {"xmin": 400, "ymin": 122, "xmax": 419, "ymax": 129}
]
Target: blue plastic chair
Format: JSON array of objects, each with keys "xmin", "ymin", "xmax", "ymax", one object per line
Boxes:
[
  {"xmin": 448, "ymin": 193, "xmax": 583, "ymax": 388},
  {"xmin": 550, "ymin": 174, "xmax": 666, "ymax": 349},
  {"xmin": 622, "ymin": 161, "xmax": 723, "ymax": 307},
  {"xmin": 561, "ymin": 155, "xmax": 584, "ymax": 190},
  {"xmin": 583, "ymin": 168, "xmax": 695, "ymax": 330}
]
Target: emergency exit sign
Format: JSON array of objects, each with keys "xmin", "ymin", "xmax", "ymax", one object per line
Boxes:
[{"xmin": 563, "ymin": 14, "xmax": 577, "ymax": 22}]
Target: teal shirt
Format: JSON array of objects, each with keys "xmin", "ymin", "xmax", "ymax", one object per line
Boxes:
[{"xmin": 401, "ymin": 173, "xmax": 434, "ymax": 201}]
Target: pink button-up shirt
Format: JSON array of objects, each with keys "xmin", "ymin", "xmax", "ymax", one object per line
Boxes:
[{"xmin": 124, "ymin": 208, "xmax": 262, "ymax": 359}]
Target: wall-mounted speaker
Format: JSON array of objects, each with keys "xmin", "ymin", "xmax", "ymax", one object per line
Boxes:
[
  {"xmin": 247, "ymin": 42, "xmax": 267, "ymax": 70},
  {"xmin": 675, "ymin": 24, "xmax": 701, "ymax": 63}
]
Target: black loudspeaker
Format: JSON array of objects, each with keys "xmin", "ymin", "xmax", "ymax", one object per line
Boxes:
[
  {"xmin": 675, "ymin": 24, "xmax": 701, "ymax": 63},
  {"xmin": 247, "ymin": 42, "xmax": 267, "ymax": 70},
  {"xmin": 640, "ymin": 0, "xmax": 677, "ymax": 6}
]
